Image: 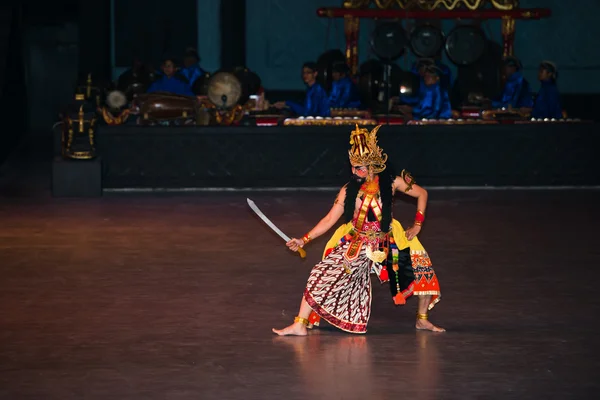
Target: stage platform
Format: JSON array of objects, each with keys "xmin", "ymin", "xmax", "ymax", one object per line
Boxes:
[
  {"xmin": 1, "ymin": 189, "xmax": 599, "ymax": 398},
  {"xmin": 54, "ymin": 123, "xmax": 600, "ymax": 191}
]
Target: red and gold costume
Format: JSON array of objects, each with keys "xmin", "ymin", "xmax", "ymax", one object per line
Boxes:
[{"xmin": 303, "ymin": 125, "xmax": 441, "ymax": 333}]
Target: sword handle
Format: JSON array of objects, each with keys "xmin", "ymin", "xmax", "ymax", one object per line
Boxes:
[{"xmin": 297, "ymin": 247, "xmax": 307, "ymax": 259}]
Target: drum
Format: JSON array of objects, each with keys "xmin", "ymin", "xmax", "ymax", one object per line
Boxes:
[
  {"xmin": 134, "ymin": 92, "xmax": 197, "ymax": 121},
  {"xmin": 206, "ymin": 72, "xmax": 242, "ymax": 108}
]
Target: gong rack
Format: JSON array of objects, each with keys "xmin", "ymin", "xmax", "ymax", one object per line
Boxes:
[{"xmin": 317, "ymin": 2, "xmax": 551, "ymax": 75}]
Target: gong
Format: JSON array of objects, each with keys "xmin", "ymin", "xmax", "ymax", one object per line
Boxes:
[
  {"xmin": 316, "ymin": 49, "xmax": 347, "ymax": 92},
  {"xmin": 207, "ymin": 72, "xmax": 242, "ymax": 108},
  {"xmin": 357, "ymin": 59, "xmax": 404, "ymax": 108},
  {"xmin": 445, "ymin": 25, "xmax": 486, "ymax": 66},
  {"xmin": 410, "ymin": 24, "xmax": 444, "ymax": 58},
  {"xmin": 370, "ymin": 22, "xmax": 408, "ymax": 61},
  {"xmin": 232, "ymin": 67, "xmax": 262, "ymax": 104}
]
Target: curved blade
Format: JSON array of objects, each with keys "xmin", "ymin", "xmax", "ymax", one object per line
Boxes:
[{"xmin": 247, "ymin": 198, "xmax": 306, "ymax": 258}]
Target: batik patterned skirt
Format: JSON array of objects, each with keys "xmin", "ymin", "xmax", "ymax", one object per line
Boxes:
[
  {"xmin": 304, "ymin": 219, "xmax": 441, "ymax": 333},
  {"xmin": 304, "ymin": 241, "xmax": 372, "ymax": 333}
]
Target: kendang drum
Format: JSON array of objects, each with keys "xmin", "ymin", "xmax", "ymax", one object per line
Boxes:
[{"xmin": 133, "ymin": 92, "xmax": 197, "ymax": 125}]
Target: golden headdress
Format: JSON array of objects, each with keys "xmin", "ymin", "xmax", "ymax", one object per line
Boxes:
[{"xmin": 348, "ymin": 124, "xmax": 388, "ymax": 174}]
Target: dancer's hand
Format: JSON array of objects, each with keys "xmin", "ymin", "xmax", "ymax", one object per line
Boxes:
[
  {"xmin": 286, "ymin": 238, "xmax": 305, "ymax": 252},
  {"xmin": 405, "ymin": 225, "xmax": 421, "ymax": 241}
]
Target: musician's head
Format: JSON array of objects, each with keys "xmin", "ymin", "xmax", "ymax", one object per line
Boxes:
[
  {"xmin": 416, "ymin": 58, "xmax": 434, "ymax": 77},
  {"xmin": 183, "ymin": 48, "xmax": 200, "ymax": 68},
  {"xmin": 503, "ymin": 56, "xmax": 522, "ymax": 77},
  {"xmin": 301, "ymin": 62, "xmax": 318, "ymax": 86},
  {"xmin": 161, "ymin": 57, "xmax": 177, "ymax": 77},
  {"xmin": 332, "ymin": 61, "xmax": 350, "ymax": 81},
  {"xmin": 423, "ymin": 65, "xmax": 442, "ymax": 87},
  {"xmin": 538, "ymin": 61, "xmax": 557, "ymax": 82}
]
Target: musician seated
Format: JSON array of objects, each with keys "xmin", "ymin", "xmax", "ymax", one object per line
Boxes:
[
  {"xmin": 147, "ymin": 57, "xmax": 194, "ymax": 97},
  {"xmin": 329, "ymin": 61, "xmax": 361, "ymax": 109},
  {"xmin": 179, "ymin": 48, "xmax": 205, "ymax": 89},
  {"xmin": 491, "ymin": 56, "xmax": 533, "ymax": 109},
  {"xmin": 410, "ymin": 66, "xmax": 452, "ymax": 120},
  {"xmin": 411, "ymin": 58, "xmax": 452, "ymax": 89},
  {"xmin": 531, "ymin": 61, "xmax": 562, "ymax": 119},
  {"xmin": 273, "ymin": 62, "xmax": 329, "ymax": 117}
]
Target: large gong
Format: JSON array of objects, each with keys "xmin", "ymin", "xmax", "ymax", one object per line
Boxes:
[
  {"xmin": 316, "ymin": 49, "xmax": 347, "ymax": 92},
  {"xmin": 207, "ymin": 72, "xmax": 242, "ymax": 108},
  {"xmin": 357, "ymin": 59, "xmax": 403, "ymax": 108},
  {"xmin": 445, "ymin": 25, "xmax": 486, "ymax": 66},
  {"xmin": 232, "ymin": 67, "xmax": 262, "ymax": 105},
  {"xmin": 370, "ymin": 22, "xmax": 408, "ymax": 61},
  {"xmin": 410, "ymin": 24, "xmax": 444, "ymax": 58}
]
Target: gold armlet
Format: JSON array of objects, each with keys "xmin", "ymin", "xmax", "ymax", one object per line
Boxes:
[
  {"xmin": 401, "ymin": 169, "xmax": 416, "ymax": 193},
  {"xmin": 302, "ymin": 234, "xmax": 312, "ymax": 245}
]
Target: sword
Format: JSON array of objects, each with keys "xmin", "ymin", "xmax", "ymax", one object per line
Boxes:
[{"xmin": 247, "ymin": 198, "xmax": 306, "ymax": 258}]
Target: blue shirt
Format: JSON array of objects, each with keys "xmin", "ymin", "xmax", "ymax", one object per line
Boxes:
[
  {"xmin": 531, "ymin": 80, "xmax": 562, "ymax": 119},
  {"xmin": 147, "ymin": 75, "xmax": 194, "ymax": 97},
  {"xmin": 412, "ymin": 83, "xmax": 452, "ymax": 120},
  {"xmin": 492, "ymin": 71, "xmax": 534, "ymax": 109},
  {"xmin": 329, "ymin": 76, "xmax": 361, "ymax": 109},
  {"xmin": 286, "ymin": 82, "xmax": 330, "ymax": 117},
  {"xmin": 180, "ymin": 64, "xmax": 205, "ymax": 87}
]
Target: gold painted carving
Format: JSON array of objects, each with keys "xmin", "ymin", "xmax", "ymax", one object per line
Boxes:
[{"xmin": 345, "ymin": 0, "xmax": 518, "ymax": 10}]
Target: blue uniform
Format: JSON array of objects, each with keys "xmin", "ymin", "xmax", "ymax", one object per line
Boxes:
[
  {"xmin": 412, "ymin": 83, "xmax": 452, "ymax": 120},
  {"xmin": 492, "ymin": 71, "xmax": 533, "ymax": 109},
  {"xmin": 147, "ymin": 75, "xmax": 194, "ymax": 97},
  {"xmin": 531, "ymin": 80, "xmax": 562, "ymax": 119},
  {"xmin": 286, "ymin": 82, "xmax": 330, "ymax": 117},
  {"xmin": 329, "ymin": 76, "xmax": 361, "ymax": 109},
  {"xmin": 179, "ymin": 64, "xmax": 205, "ymax": 87}
]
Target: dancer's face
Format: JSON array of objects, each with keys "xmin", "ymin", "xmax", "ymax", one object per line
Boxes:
[{"xmin": 352, "ymin": 165, "xmax": 368, "ymax": 180}]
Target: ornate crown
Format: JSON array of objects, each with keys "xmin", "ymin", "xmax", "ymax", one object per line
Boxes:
[{"xmin": 348, "ymin": 124, "xmax": 387, "ymax": 173}]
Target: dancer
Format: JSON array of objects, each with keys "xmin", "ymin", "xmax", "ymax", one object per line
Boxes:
[{"xmin": 273, "ymin": 125, "xmax": 444, "ymax": 336}]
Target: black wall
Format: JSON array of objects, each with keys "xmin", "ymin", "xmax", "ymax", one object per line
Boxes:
[
  {"xmin": 0, "ymin": 5, "xmax": 26, "ymax": 165},
  {"xmin": 113, "ymin": 0, "xmax": 197, "ymax": 68}
]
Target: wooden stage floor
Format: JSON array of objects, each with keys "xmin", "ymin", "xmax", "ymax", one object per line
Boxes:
[{"xmin": 1, "ymin": 189, "xmax": 599, "ymax": 399}]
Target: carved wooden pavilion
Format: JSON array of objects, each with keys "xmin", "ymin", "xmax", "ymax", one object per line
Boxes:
[{"xmin": 317, "ymin": 0, "xmax": 551, "ymax": 74}]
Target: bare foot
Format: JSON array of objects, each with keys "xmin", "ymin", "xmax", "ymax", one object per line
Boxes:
[
  {"xmin": 415, "ymin": 319, "xmax": 446, "ymax": 332},
  {"xmin": 272, "ymin": 322, "xmax": 308, "ymax": 336}
]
